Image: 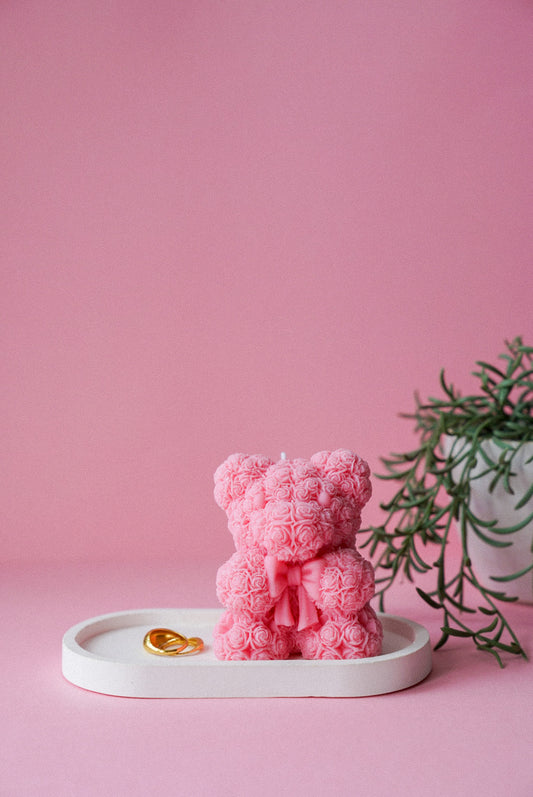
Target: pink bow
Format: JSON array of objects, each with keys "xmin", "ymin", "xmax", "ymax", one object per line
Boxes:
[{"xmin": 264, "ymin": 555, "xmax": 326, "ymax": 631}]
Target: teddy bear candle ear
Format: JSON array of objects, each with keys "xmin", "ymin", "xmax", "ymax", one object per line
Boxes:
[
  {"xmin": 310, "ymin": 449, "xmax": 372, "ymax": 508},
  {"xmin": 214, "ymin": 453, "xmax": 273, "ymax": 510}
]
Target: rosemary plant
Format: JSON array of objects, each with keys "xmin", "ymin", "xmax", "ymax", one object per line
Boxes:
[{"xmin": 361, "ymin": 337, "xmax": 533, "ymax": 665}]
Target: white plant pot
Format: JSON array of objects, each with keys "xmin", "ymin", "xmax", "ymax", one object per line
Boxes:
[{"xmin": 442, "ymin": 436, "xmax": 533, "ymax": 603}]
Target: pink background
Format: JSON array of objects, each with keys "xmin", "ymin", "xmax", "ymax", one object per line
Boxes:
[
  {"xmin": 2, "ymin": 2, "xmax": 533, "ymax": 795},
  {"xmin": 3, "ymin": 0, "xmax": 532, "ymax": 565}
]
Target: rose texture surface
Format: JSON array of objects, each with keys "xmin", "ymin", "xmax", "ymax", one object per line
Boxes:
[{"xmin": 213, "ymin": 450, "xmax": 382, "ymax": 660}]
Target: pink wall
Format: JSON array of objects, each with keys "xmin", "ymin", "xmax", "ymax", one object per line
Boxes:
[{"xmin": 2, "ymin": 0, "xmax": 532, "ymax": 563}]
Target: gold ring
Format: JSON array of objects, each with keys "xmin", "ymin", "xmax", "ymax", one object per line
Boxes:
[
  {"xmin": 181, "ymin": 636, "xmax": 204, "ymax": 655},
  {"xmin": 143, "ymin": 628, "xmax": 204, "ymax": 657},
  {"xmin": 143, "ymin": 629, "xmax": 188, "ymax": 655}
]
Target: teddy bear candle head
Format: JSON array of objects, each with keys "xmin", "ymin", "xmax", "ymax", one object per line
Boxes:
[{"xmin": 213, "ymin": 450, "xmax": 382, "ymax": 660}]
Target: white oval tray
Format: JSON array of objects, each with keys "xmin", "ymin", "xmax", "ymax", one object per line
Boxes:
[{"xmin": 62, "ymin": 608, "xmax": 431, "ymax": 698}]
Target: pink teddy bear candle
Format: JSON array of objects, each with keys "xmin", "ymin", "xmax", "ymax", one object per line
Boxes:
[{"xmin": 213, "ymin": 450, "xmax": 383, "ymax": 660}]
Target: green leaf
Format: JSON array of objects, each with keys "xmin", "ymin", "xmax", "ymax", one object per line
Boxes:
[
  {"xmin": 477, "ymin": 645, "xmax": 504, "ymax": 668},
  {"xmin": 434, "ymin": 629, "xmax": 450, "ymax": 651},
  {"xmin": 442, "ymin": 592, "xmax": 476, "ymax": 614},
  {"xmin": 514, "ymin": 481, "xmax": 533, "ymax": 510},
  {"xmin": 441, "ymin": 626, "xmax": 473, "ymax": 638},
  {"xmin": 478, "ymin": 606, "xmax": 497, "ymax": 616},
  {"xmin": 474, "ymin": 361, "xmax": 506, "ymax": 380},
  {"xmin": 489, "ymin": 561, "xmax": 533, "ymax": 582},
  {"xmin": 467, "ymin": 523, "xmax": 513, "ymax": 548},
  {"xmin": 478, "ymin": 617, "xmax": 499, "ymax": 634},
  {"xmin": 416, "ymin": 587, "xmax": 441, "ymax": 609},
  {"xmin": 489, "ymin": 509, "xmax": 533, "ymax": 534}
]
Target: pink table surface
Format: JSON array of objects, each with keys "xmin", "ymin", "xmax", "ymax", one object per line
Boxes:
[{"xmin": 2, "ymin": 560, "xmax": 532, "ymax": 796}]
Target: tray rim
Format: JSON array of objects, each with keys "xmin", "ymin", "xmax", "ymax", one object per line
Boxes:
[{"xmin": 62, "ymin": 607, "xmax": 432, "ymax": 697}]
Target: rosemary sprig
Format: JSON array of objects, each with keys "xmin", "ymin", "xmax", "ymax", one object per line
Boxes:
[{"xmin": 361, "ymin": 337, "xmax": 533, "ymax": 665}]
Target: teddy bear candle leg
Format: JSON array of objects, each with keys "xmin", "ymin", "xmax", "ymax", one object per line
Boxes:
[
  {"xmin": 298, "ymin": 607, "xmax": 383, "ymax": 660},
  {"xmin": 213, "ymin": 611, "xmax": 295, "ymax": 660}
]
